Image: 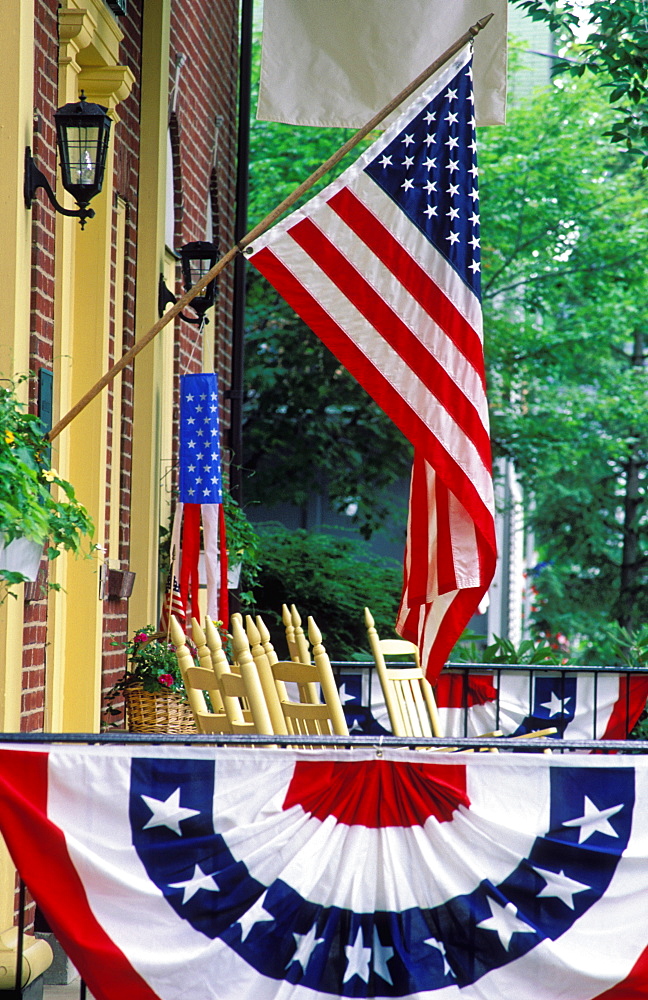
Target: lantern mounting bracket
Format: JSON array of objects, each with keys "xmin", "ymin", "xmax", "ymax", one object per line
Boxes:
[
  {"xmin": 158, "ymin": 274, "xmax": 206, "ymax": 325},
  {"xmin": 24, "ymin": 147, "xmax": 95, "ymax": 229}
]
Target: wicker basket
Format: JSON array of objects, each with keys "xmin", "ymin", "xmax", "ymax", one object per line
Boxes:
[{"xmin": 124, "ymin": 684, "xmax": 196, "ymax": 734}]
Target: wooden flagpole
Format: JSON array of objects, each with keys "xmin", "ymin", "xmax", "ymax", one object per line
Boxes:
[{"xmin": 48, "ymin": 13, "xmax": 493, "ymax": 443}]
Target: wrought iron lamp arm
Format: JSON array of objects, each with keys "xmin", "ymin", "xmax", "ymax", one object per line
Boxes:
[
  {"xmin": 157, "ymin": 274, "xmax": 210, "ymax": 325},
  {"xmin": 24, "ymin": 147, "xmax": 95, "ymax": 229}
]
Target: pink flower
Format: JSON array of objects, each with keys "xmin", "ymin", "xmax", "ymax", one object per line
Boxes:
[
  {"xmin": 157, "ymin": 673, "xmax": 174, "ymax": 688},
  {"xmin": 134, "ymin": 631, "xmax": 149, "ymax": 645}
]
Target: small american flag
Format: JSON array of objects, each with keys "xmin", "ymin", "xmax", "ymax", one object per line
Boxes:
[
  {"xmin": 247, "ymin": 46, "xmax": 496, "ymax": 681},
  {"xmin": 178, "ymin": 373, "xmax": 227, "ymax": 623},
  {"xmin": 159, "ymin": 567, "xmax": 186, "ymax": 635}
]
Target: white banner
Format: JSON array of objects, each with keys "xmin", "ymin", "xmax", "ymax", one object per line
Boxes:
[{"xmin": 257, "ymin": 0, "xmax": 508, "ymax": 128}]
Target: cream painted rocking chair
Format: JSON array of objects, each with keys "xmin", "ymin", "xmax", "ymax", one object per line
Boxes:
[
  {"xmin": 203, "ymin": 615, "xmax": 273, "ymax": 735},
  {"xmin": 169, "ymin": 615, "xmax": 229, "ymax": 734},
  {"xmin": 269, "ymin": 617, "xmax": 349, "ymax": 737},
  {"xmin": 364, "ymin": 607, "xmax": 442, "ymax": 738}
]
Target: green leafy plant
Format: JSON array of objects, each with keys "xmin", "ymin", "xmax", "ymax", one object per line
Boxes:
[
  {"xmin": 223, "ymin": 488, "xmax": 261, "ymax": 603},
  {"xmin": 599, "ymin": 623, "xmax": 648, "ymax": 671},
  {"xmin": 587, "ymin": 623, "xmax": 648, "ymax": 741},
  {"xmin": 107, "ymin": 625, "xmax": 186, "ymax": 700},
  {"xmin": 450, "ymin": 630, "xmax": 564, "ymax": 665},
  {"xmin": 0, "ymin": 375, "xmax": 94, "ymax": 591},
  {"xmin": 247, "ymin": 523, "xmax": 403, "ymax": 660}
]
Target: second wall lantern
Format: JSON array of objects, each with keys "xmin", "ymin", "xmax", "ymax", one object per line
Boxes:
[{"xmin": 158, "ymin": 241, "xmax": 219, "ymax": 325}]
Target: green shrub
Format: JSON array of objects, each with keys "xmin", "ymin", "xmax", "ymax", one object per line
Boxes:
[
  {"xmin": 450, "ymin": 631, "xmax": 563, "ymax": 665},
  {"xmin": 246, "ymin": 523, "xmax": 403, "ymax": 660}
]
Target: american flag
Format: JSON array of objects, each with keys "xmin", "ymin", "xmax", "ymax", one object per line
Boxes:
[
  {"xmin": 177, "ymin": 373, "xmax": 228, "ymax": 623},
  {"xmin": 247, "ymin": 46, "xmax": 496, "ymax": 681},
  {"xmin": 159, "ymin": 562, "xmax": 186, "ymax": 634}
]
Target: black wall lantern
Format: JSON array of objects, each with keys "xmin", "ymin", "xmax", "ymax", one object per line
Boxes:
[
  {"xmin": 24, "ymin": 92, "xmax": 112, "ymax": 229},
  {"xmin": 158, "ymin": 241, "xmax": 219, "ymax": 325}
]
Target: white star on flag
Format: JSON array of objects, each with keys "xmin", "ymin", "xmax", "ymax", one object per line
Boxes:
[
  {"xmin": 141, "ymin": 788, "xmax": 199, "ymax": 836},
  {"xmin": 563, "ymin": 796, "xmax": 623, "ymax": 843},
  {"xmin": 169, "ymin": 864, "xmax": 220, "ymax": 905},
  {"xmin": 425, "ymin": 935, "xmax": 453, "ymax": 976},
  {"xmin": 337, "ymin": 684, "xmax": 355, "ymax": 706},
  {"xmin": 291, "ymin": 925, "xmax": 325, "ymax": 971},
  {"xmin": 541, "ymin": 691, "xmax": 572, "ymax": 717},
  {"xmin": 238, "ymin": 892, "xmax": 275, "ymax": 942},
  {"xmin": 344, "ymin": 927, "xmax": 371, "ymax": 983},
  {"xmin": 372, "ymin": 927, "xmax": 394, "ymax": 984},
  {"xmin": 477, "ymin": 897, "xmax": 536, "ymax": 950},
  {"xmin": 534, "ymin": 867, "xmax": 590, "ymax": 909}
]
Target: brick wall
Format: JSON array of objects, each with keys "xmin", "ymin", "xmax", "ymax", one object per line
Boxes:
[
  {"xmin": 170, "ymin": 0, "xmax": 239, "ymax": 444},
  {"xmin": 24, "ymin": 0, "xmax": 239, "ymax": 733}
]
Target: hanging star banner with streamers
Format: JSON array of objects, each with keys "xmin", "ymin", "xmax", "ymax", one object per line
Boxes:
[
  {"xmin": 1, "ymin": 745, "xmax": 648, "ymax": 999},
  {"xmin": 177, "ymin": 372, "xmax": 228, "ymax": 624}
]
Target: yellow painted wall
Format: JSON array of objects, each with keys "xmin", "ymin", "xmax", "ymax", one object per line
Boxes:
[{"xmin": 0, "ymin": 0, "xmax": 35, "ymax": 931}]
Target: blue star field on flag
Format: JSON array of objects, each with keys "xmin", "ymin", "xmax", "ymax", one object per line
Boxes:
[{"xmin": 364, "ymin": 60, "xmax": 480, "ymax": 296}]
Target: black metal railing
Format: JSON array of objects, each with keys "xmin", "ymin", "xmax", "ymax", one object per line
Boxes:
[{"xmin": 332, "ymin": 660, "xmax": 648, "ymax": 741}]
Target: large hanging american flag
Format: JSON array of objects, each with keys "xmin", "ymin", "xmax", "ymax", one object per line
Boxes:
[
  {"xmin": 247, "ymin": 45, "xmax": 496, "ymax": 682},
  {"xmin": 1, "ymin": 744, "xmax": 648, "ymax": 1000}
]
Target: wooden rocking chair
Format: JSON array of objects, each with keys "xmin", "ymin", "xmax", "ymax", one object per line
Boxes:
[{"xmin": 364, "ymin": 607, "xmax": 442, "ymax": 738}]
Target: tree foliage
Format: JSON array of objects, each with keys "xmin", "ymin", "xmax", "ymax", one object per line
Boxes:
[
  {"xmin": 479, "ymin": 79, "xmax": 648, "ymax": 639},
  {"xmin": 248, "ymin": 523, "xmax": 403, "ymax": 660},
  {"xmin": 513, "ymin": 0, "xmax": 648, "ymax": 163}
]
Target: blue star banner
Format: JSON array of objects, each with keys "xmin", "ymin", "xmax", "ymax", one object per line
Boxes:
[
  {"xmin": 0, "ymin": 744, "xmax": 647, "ymax": 1000},
  {"xmin": 338, "ymin": 667, "xmax": 648, "ymax": 740}
]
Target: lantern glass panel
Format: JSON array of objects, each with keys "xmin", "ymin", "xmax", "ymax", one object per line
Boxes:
[
  {"xmin": 187, "ymin": 257, "xmax": 212, "ymax": 285},
  {"xmin": 64, "ymin": 126, "xmax": 102, "ymax": 186},
  {"xmin": 55, "ymin": 99, "xmax": 111, "ymax": 207}
]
